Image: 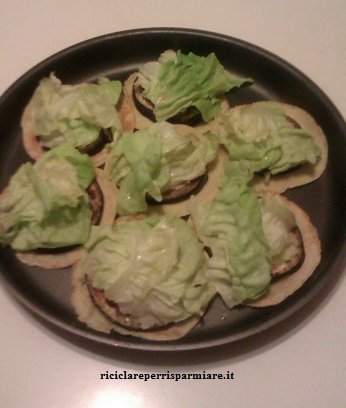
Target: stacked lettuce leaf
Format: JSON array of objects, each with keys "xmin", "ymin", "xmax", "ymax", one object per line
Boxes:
[
  {"xmin": 83, "ymin": 216, "xmax": 215, "ymax": 329},
  {"xmin": 137, "ymin": 50, "xmax": 251, "ymax": 122},
  {"xmin": 217, "ymin": 103, "xmax": 321, "ymax": 175},
  {"xmin": 27, "ymin": 73, "xmax": 122, "ymax": 150},
  {"xmin": 0, "ymin": 144, "xmax": 94, "ymax": 250},
  {"xmin": 106, "ymin": 122, "xmax": 219, "ymax": 214}
]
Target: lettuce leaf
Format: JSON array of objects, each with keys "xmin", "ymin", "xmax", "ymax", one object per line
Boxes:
[
  {"xmin": 36, "ymin": 143, "xmax": 95, "ymax": 190},
  {"xmin": 82, "ymin": 215, "xmax": 215, "ymax": 328},
  {"xmin": 218, "ymin": 103, "xmax": 321, "ymax": 175},
  {"xmin": 190, "ymin": 161, "xmax": 272, "ymax": 307},
  {"xmin": 0, "ymin": 144, "xmax": 94, "ymax": 250},
  {"xmin": 28, "ymin": 73, "xmax": 122, "ymax": 149},
  {"xmin": 106, "ymin": 122, "xmax": 219, "ymax": 215},
  {"xmin": 137, "ymin": 50, "xmax": 252, "ymax": 122},
  {"xmin": 260, "ymin": 195, "xmax": 301, "ymax": 265}
]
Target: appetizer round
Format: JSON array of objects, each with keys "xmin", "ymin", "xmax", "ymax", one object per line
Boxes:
[
  {"xmin": 248, "ymin": 194, "xmax": 321, "ymax": 307},
  {"xmin": 216, "ymin": 101, "xmax": 328, "ymax": 193},
  {"xmin": 122, "ymin": 49, "xmax": 250, "ymax": 131},
  {"xmin": 16, "ymin": 168, "xmax": 117, "ymax": 269},
  {"xmin": 72, "ymin": 215, "xmax": 215, "ymax": 340},
  {"xmin": 104, "ymin": 121, "xmax": 228, "ymax": 217},
  {"xmin": 189, "ymin": 161, "xmax": 321, "ymax": 308},
  {"xmin": 21, "ymin": 74, "xmax": 123, "ymax": 167},
  {"xmin": 0, "ymin": 144, "xmax": 117, "ymax": 269}
]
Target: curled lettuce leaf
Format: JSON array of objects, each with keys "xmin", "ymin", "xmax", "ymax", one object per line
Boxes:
[
  {"xmin": 106, "ymin": 122, "xmax": 219, "ymax": 215},
  {"xmin": 137, "ymin": 50, "xmax": 252, "ymax": 122},
  {"xmin": 260, "ymin": 195, "xmax": 301, "ymax": 265},
  {"xmin": 82, "ymin": 215, "xmax": 215, "ymax": 328},
  {"xmin": 218, "ymin": 103, "xmax": 321, "ymax": 175},
  {"xmin": 0, "ymin": 144, "xmax": 94, "ymax": 250},
  {"xmin": 190, "ymin": 161, "xmax": 272, "ymax": 307},
  {"xmin": 28, "ymin": 73, "xmax": 122, "ymax": 149}
]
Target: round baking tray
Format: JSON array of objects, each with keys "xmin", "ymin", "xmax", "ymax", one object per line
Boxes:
[{"xmin": 0, "ymin": 28, "xmax": 345, "ymax": 351}]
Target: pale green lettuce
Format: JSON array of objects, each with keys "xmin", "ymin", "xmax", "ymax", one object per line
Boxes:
[
  {"xmin": 106, "ymin": 122, "xmax": 219, "ymax": 215},
  {"xmin": 0, "ymin": 144, "xmax": 95, "ymax": 250},
  {"xmin": 260, "ymin": 195, "xmax": 301, "ymax": 266},
  {"xmin": 28, "ymin": 73, "xmax": 122, "ymax": 149},
  {"xmin": 137, "ymin": 50, "xmax": 252, "ymax": 122},
  {"xmin": 82, "ymin": 215, "xmax": 215, "ymax": 328},
  {"xmin": 217, "ymin": 103, "xmax": 321, "ymax": 175},
  {"xmin": 190, "ymin": 161, "xmax": 272, "ymax": 307}
]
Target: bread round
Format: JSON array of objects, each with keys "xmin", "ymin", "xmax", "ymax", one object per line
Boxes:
[
  {"xmin": 242, "ymin": 101, "xmax": 328, "ymax": 193},
  {"xmin": 16, "ymin": 169, "xmax": 117, "ymax": 269},
  {"xmin": 20, "ymin": 84, "xmax": 118, "ymax": 167},
  {"xmin": 248, "ymin": 194, "xmax": 321, "ymax": 307},
  {"xmin": 122, "ymin": 73, "xmax": 230, "ymax": 132},
  {"xmin": 71, "ymin": 259, "xmax": 202, "ymax": 340}
]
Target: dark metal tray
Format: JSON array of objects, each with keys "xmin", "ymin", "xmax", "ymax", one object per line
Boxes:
[{"xmin": 0, "ymin": 28, "xmax": 345, "ymax": 351}]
